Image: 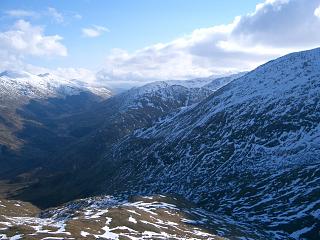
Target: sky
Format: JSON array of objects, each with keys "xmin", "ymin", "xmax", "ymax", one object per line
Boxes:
[{"xmin": 1, "ymin": 0, "xmax": 320, "ymax": 87}]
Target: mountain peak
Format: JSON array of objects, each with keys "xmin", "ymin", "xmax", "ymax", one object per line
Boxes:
[{"xmin": 37, "ymin": 72, "xmax": 50, "ymax": 77}]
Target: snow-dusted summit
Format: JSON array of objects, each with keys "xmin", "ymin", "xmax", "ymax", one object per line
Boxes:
[
  {"xmin": 0, "ymin": 69, "xmax": 111, "ymax": 154},
  {"xmin": 0, "ymin": 70, "xmax": 111, "ymax": 105}
]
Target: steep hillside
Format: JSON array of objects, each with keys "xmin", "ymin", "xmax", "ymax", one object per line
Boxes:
[
  {"xmin": 47, "ymin": 81, "xmax": 213, "ymax": 172},
  {"xmin": 43, "ymin": 75, "xmax": 242, "ymax": 176},
  {"xmin": 97, "ymin": 48, "xmax": 320, "ymax": 239}
]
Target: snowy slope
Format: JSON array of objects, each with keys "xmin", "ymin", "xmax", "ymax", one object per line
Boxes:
[
  {"xmin": 118, "ymin": 81, "xmax": 212, "ymax": 111},
  {"xmin": 100, "ymin": 48, "xmax": 320, "ymax": 239},
  {"xmin": 0, "ymin": 195, "xmax": 229, "ymax": 240},
  {"xmin": 117, "ymin": 72, "xmax": 246, "ymax": 112}
]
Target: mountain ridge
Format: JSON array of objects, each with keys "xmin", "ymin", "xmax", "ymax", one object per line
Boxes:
[
  {"xmin": 0, "ymin": 48, "xmax": 319, "ymax": 239},
  {"xmin": 95, "ymin": 47, "xmax": 320, "ymax": 239}
]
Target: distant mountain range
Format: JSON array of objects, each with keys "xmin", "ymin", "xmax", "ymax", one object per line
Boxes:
[
  {"xmin": 0, "ymin": 48, "xmax": 320, "ymax": 239},
  {"xmin": 0, "ymin": 70, "xmax": 111, "ymax": 145},
  {"xmin": 0, "ymin": 70, "xmax": 112, "ymax": 179}
]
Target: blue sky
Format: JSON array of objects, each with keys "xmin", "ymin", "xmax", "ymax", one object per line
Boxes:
[
  {"xmin": 0, "ymin": 0, "xmax": 320, "ymax": 85},
  {"xmin": 0, "ymin": 0, "xmax": 261, "ymax": 69}
]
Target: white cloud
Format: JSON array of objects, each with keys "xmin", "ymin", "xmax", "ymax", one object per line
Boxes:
[
  {"xmin": 315, "ymin": 6, "xmax": 320, "ymax": 18},
  {"xmin": 48, "ymin": 7, "xmax": 64, "ymax": 23},
  {"xmin": 5, "ymin": 9, "xmax": 37, "ymax": 18},
  {"xmin": 5, "ymin": 8, "xmax": 81, "ymax": 24},
  {"xmin": 73, "ymin": 14, "xmax": 82, "ymax": 20},
  {"xmin": 82, "ymin": 25, "xmax": 109, "ymax": 38},
  {"xmin": 54, "ymin": 67, "xmax": 96, "ymax": 83},
  {"xmin": 98, "ymin": 0, "xmax": 320, "ymax": 83},
  {"xmin": 0, "ymin": 20, "xmax": 67, "ymax": 62}
]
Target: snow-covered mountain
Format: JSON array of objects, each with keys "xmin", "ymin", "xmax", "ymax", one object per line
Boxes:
[
  {"xmin": 0, "ymin": 70, "xmax": 111, "ymax": 105},
  {"xmin": 95, "ymin": 48, "xmax": 320, "ymax": 239},
  {"xmin": 0, "ymin": 69, "xmax": 112, "ymax": 176},
  {"xmin": 2, "ymin": 48, "xmax": 320, "ymax": 239},
  {"xmin": 118, "ymin": 81, "xmax": 213, "ymax": 110}
]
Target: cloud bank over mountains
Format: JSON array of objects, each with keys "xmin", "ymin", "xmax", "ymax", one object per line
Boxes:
[
  {"xmin": 98, "ymin": 0, "xmax": 320, "ymax": 83},
  {"xmin": 0, "ymin": 0, "xmax": 320, "ymax": 87}
]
